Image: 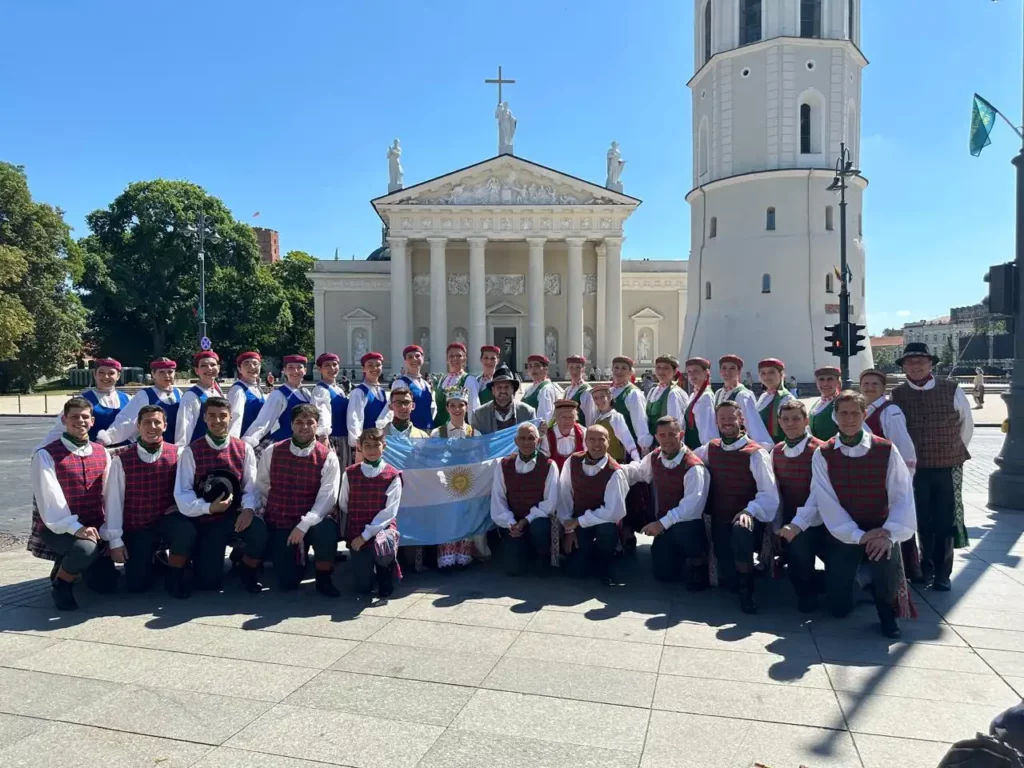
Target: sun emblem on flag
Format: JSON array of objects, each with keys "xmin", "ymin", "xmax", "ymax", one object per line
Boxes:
[{"xmin": 443, "ymin": 466, "xmax": 475, "ymax": 498}]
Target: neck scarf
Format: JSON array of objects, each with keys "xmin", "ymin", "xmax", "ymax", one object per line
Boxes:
[
  {"xmin": 62, "ymin": 431, "xmax": 88, "ymax": 448},
  {"xmin": 839, "ymin": 430, "xmax": 863, "ymax": 447},
  {"xmin": 784, "ymin": 433, "xmax": 807, "ymax": 449},
  {"xmin": 291, "ymin": 437, "xmax": 314, "ymax": 450},
  {"xmin": 138, "ymin": 439, "xmax": 163, "ymax": 455},
  {"xmin": 685, "ymin": 374, "xmax": 710, "ymax": 431},
  {"xmin": 584, "ymin": 454, "xmax": 604, "ymax": 466},
  {"xmin": 364, "ymin": 457, "xmax": 383, "ymax": 468},
  {"xmin": 721, "ymin": 434, "xmax": 743, "ymax": 446},
  {"xmin": 518, "ymin": 451, "xmax": 538, "ymax": 463},
  {"xmin": 765, "ymin": 390, "xmax": 780, "ymax": 437},
  {"xmin": 208, "ymin": 433, "xmax": 228, "ymax": 448},
  {"xmin": 908, "ymin": 374, "xmax": 933, "ymax": 388},
  {"xmin": 661, "ymin": 449, "xmax": 680, "ymax": 461},
  {"xmin": 391, "ymin": 418, "xmax": 410, "ymax": 431}
]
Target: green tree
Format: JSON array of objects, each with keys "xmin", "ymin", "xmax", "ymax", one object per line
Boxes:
[
  {"xmin": 0, "ymin": 163, "xmax": 85, "ymax": 392},
  {"xmin": 939, "ymin": 336, "xmax": 956, "ymax": 369},
  {"xmin": 872, "ymin": 346, "xmax": 898, "ymax": 373},
  {"xmin": 268, "ymin": 250, "xmax": 315, "ymax": 358}
]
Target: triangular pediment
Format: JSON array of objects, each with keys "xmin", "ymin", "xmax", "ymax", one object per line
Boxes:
[
  {"xmin": 487, "ymin": 301, "xmax": 527, "ymax": 317},
  {"xmin": 342, "ymin": 307, "xmax": 377, "ymax": 321},
  {"xmin": 630, "ymin": 307, "xmax": 665, "ymax": 322},
  {"xmin": 372, "ymin": 155, "xmax": 640, "ymax": 209}
]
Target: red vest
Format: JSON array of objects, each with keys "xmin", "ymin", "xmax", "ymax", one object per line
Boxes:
[
  {"xmin": 265, "ymin": 440, "xmax": 330, "ymax": 528},
  {"xmin": 650, "ymin": 449, "xmax": 704, "ymax": 517},
  {"xmin": 568, "ymin": 453, "xmax": 620, "ymax": 518},
  {"xmin": 500, "ymin": 454, "xmax": 553, "ymax": 520},
  {"xmin": 120, "ymin": 443, "xmax": 177, "ymax": 531},
  {"xmin": 344, "ymin": 463, "xmax": 401, "ymax": 543},
  {"xmin": 705, "ymin": 438, "xmax": 762, "ymax": 524},
  {"xmin": 772, "ymin": 437, "xmax": 824, "ymax": 524},
  {"xmin": 821, "ymin": 435, "xmax": 892, "ymax": 530},
  {"xmin": 190, "ymin": 437, "xmax": 247, "ymax": 489},
  {"xmin": 42, "ymin": 440, "xmax": 106, "ymax": 529},
  {"xmin": 865, "ymin": 401, "xmax": 894, "ymax": 438},
  {"xmin": 546, "ymin": 424, "xmax": 585, "ymax": 471}
]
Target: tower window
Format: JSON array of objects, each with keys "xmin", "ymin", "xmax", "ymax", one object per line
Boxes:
[
  {"xmin": 800, "ymin": 104, "xmax": 812, "ymax": 154},
  {"xmin": 703, "ymin": 1, "xmax": 712, "ymax": 64},
  {"xmin": 801, "ymin": 0, "xmax": 822, "ymax": 39},
  {"xmin": 858, "ymin": 213, "xmax": 863, "ymax": 236},
  {"xmin": 766, "ymin": 207, "xmax": 776, "ymax": 231},
  {"xmin": 762, "ymin": 274, "xmax": 771, "ymax": 293},
  {"xmin": 705, "ymin": 281, "xmax": 712, "ymax": 300},
  {"xmin": 826, "ymin": 273, "xmax": 834, "ymax": 294},
  {"xmin": 848, "ymin": 0, "xmax": 855, "ymax": 41},
  {"xmin": 825, "ymin": 205, "xmax": 834, "ymax": 231},
  {"xmin": 709, "ymin": 216, "xmax": 718, "ymax": 238},
  {"xmin": 739, "ymin": 0, "xmax": 761, "ymax": 46}
]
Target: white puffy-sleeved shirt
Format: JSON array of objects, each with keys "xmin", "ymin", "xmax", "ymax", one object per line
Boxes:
[
  {"xmin": 346, "ymin": 383, "xmax": 391, "ymax": 448},
  {"xmin": 683, "ymin": 387, "xmax": 720, "ymax": 443},
  {"xmin": 556, "ymin": 454, "xmax": 629, "ymax": 528},
  {"xmin": 31, "ymin": 437, "xmax": 112, "ymax": 537},
  {"xmin": 255, "ymin": 440, "xmax": 341, "ymax": 531},
  {"xmin": 36, "ymin": 388, "xmax": 124, "ymax": 451},
  {"xmin": 175, "ymin": 382, "xmax": 224, "ymax": 446},
  {"xmin": 522, "ymin": 379, "xmax": 562, "ymax": 424},
  {"xmin": 309, "ymin": 381, "xmax": 346, "ymax": 438},
  {"xmin": 864, "ymin": 396, "xmax": 918, "ymax": 475},
  {"xmin": 620, "ymin": 449, "xmax": 708, "ymax": 528},
  {"xmin": 811, "ymin": 430, "xmax": 916, "ymax": 546},
  {"xmin": 490, "ymin": 455, "xmax": 560, "ymax": 529},
  {"xmin": 778, "ymin": 435, "xmax": 823, "ymax": 531},
  {"xmin": 227, "ymin": 379, "xmax": 266, "ymax": 438},
  {"xmin": 748, "ymin": 389, "xmax": 795, "ymax": 447},
  {"xmin": 714, "ymin": 385, "xmax": 761, "ymax": 441},
  {"xmin": 563, "ymin": 381, "xmax": 596, "ymax": 426},
  {"xmin": 693, "ymin": 436, "xmax": 780, "ymax": 524},
  {"xmin": 610, "ymin": 383, "xmax": 653, "ymax": 451},
  {"xmin": 338, "ymin": 461, "xmax": 402, "ymax": 540},
  {"xmin": 98, "ymin": 386, "xmax": 180, "ymax": 447},
  {"xmin": 243, "ymin": 385, "xmax": 312, "ymax": 446},
  {"xmin": 173, "ymin": 435, "xmax": 261, "ymax": 517}
]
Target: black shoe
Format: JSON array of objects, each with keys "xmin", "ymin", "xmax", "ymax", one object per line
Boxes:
[
  {"xmin": 931, "ymin": 576, "xmax": 952, "ymax": 592},
  {"xmin": 164, "ymin": 567, "xmax": 191, "ymax": 600},
  {"xmin": 51, "ymin": 578, "xmax": 78, "ymax": 611},
  {"xmin": 910, "ymin": 573, "xmax": 930, "ymax": 586},
  {"xmin": 797, "ymin": 593, "xmax": 819, "ymax": 614},
  {"xmin": 685, "ymin": 565, "xmax": 709, "ymax": 593},
  {"xmin": 315, "ymin": 571, "xmax": 340, "ymax": 598},
  {"xmin": 879, "ymin": 615, "xmax": 901, "ymax": 639},
  {"xmin": 738, "ymin": 573, "xmax": 758, "ymax": 614},
  {"xmin": 375, "ymin": 563, "xmax": 394, "ymax": 599},
  {"xmin": 238, "ymin": 563, "xmax": 264, "ymax": 594}
]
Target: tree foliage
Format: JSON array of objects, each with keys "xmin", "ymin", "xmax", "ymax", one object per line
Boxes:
[
  {"xmin": 269, "ymin": 250, "xmax": 315, "ymax": 358},
  {"xmin": 0, "ymin": 163, "xmax": 85, "ymax": 392}
]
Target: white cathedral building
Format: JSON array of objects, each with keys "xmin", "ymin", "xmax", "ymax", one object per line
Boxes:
[{"xmin": 310, "ymin": 0, "xmax": 872, "ymax": 382}]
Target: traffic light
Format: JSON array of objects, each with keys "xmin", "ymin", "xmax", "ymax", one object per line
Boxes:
[
  {"xmin": 848, "ymin": 322, "xmax": 867, "ymax": 355},
  {"xmin": 985, "ymin": 262, "xmax": 1017, "ymax": 316},
  {"xmin": 824, "ymin": 323, "xmax": 844, "ymax": 357}
]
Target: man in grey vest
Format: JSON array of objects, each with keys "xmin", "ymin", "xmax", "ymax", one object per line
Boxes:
[{"xmin": 472, "ymin": 365, "xmax": 536, "ymax": 435}]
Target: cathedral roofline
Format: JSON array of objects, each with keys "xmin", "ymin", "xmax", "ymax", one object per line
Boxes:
[
  {"xmin": 688, "ymin": 36, "xmax": 868, "ymax": 87},
  {"xmin": 684, "ymin": 168, "xmax": 869, "ymax": 202}
]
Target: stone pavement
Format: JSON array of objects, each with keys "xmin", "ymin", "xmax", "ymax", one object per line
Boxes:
[{"xmin": 1, "ymin": 421, "xmax": 1023, "ymax": 766}]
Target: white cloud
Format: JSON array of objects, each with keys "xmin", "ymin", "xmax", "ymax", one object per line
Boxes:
[{"xmin": 896, "ymin": 310, "xmax": 911, "ymax": 317}]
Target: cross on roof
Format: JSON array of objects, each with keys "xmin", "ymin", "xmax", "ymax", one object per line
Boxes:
[{"xmin": 484, "ymin": 65, "xmax": 515, "ymax": 104}]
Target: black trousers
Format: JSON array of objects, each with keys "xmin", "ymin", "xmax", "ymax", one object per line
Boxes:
[
  {"xmin": 786, "ymin": 525, "xmax": 830, "ymax": 599},
  {"xmin": 650, "ymin": 519, "xmax": 707, "ymax": 582},
  {"xmin": 120, "ymin": 515, "xmax": 189, "ymax": 592},
  {"xmin": 349, "ymin": 543, "xmax": 397, "ymax": 595},
  {"xmin": 266, "ymin": 519, "xmax": 339, "ymax": 589},
  {"xmin": 39, "ymin": 528, "xmax": 112, "ymax": 589},
  {"xmin": 499, "ymin": 517, "xmax": 552, "ymax": 576},
  {"xmin": 563, "ymin": 522, "xmax": 618, "ymax": 579},
  {"xmin": 710, "ymin": 519, "xmax": 760, "ymax": 588},
  {"xmin": 827, "ymin": 538, "xmax": 901, "ymax": 617},
  {"xmin": 913, "ymin": 467, "xmax": 955, "ymax": 581},
  {"xmin": 163, "ymin": 511, "xmax": 268, "ymax": 590}
]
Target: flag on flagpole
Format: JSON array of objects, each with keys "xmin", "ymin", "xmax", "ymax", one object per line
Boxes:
[
  {"xmin": 970, "ymin": 94, "xmax": 997, "ymax": 156},
  {"xmin": 833, "ymin": 266, "xmax": 842, "ymax": 281}
]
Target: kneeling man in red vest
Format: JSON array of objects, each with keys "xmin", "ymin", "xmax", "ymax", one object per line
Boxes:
[
  {"xmin": 811, "ymin": 390, "xmax": 917, "ymax": 638},
  {"xmin": 254, "ymin": 403, "xmax": 341, "ymax": 596},
  {"xmin": 558, "ymin": 424, "xmax": 629, "ymax": 586}
]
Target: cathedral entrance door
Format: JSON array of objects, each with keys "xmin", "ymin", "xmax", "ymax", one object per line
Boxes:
[{"xmin": 495, "ymin": 327, "xmax": 517, "ymax": 373}]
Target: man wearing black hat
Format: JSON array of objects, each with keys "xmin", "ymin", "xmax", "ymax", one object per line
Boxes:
[
  {"xmin": 471, "ymin": 364, "xmax": 537, "ymax": 435},
  {"xmin": 173, "ymin": 396, "xmax": 267, "ymax": 595},
  {"xmin": 891, "ymin": 342, "xmax": 973, "ymax": 592}
]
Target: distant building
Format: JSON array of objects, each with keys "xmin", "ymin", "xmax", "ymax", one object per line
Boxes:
[
  {"xmin": 253, "ymin": 227, "xmax": 280, "ymax": 264},
  {"xmin": 870, "ymin": 335, "xmax": 902, "ymax": 351},
  {"xmin": 869, "ymin": 335, "xmax": 903, "ymax": 372},
  {"xmin": 902, "ymin": 303, "xmax": 1012, "ymax": 371}
]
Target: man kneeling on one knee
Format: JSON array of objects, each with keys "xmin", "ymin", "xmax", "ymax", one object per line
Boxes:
[
  {"xmin": 810, "ymin": 390, "xmax": 917, "ymax": 639},
  {"xmin": 621, "ymin": 416, "xmax": 710, "ymax": 590},
  {"xmin": 491, "ymin": 422, "xmax": 558, "ymax": 576},
  {"xmin": 253, "ymin": 403, "xmax": 341, "ymax": 596}
]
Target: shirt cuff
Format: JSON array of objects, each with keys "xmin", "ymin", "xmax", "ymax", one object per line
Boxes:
[
  {"xmin": 95, "ymin": 430, "xmax": 112, "ymax": 446},
  {"xmin": 658, "ymin": 514, "xmax": 675, "ymax": 530},
  {"xmin": 526, "ymin": 506, "xmax": 548, "ymax": 523},
  {"xmin": 108, "ymin": 537, "xmax": 125, "ymax": 550}
]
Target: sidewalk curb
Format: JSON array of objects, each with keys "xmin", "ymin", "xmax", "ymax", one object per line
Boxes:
[{"xmin": 0, "ymin": 414, "xmax": 52, "ymax": 419}]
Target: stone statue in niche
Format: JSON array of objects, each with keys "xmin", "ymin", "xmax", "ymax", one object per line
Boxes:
[
  {"xmin": 387, "ymin": 139, "xmax": 403, "ymax": 191},
  {"xmin": 637, "ymin": 329, "xmax": 653, "ymax": 362},
  {"xmin": 418, "ymin": 328, "xmax": 430, "ymax": 362},
  {"xmin": 544, "ymin": 328, "xmax": 558, "ymax": 362},
  {"xmin": 353, "ymin": 329, "xmax": 369, "ymax": 362},
  {"xmin": 453, "ymin": 328, "xmax": 467, "ymax": 346},
  {"xmin": 583, "ymin": 328, "xmax": 594, "ymax": 363}
]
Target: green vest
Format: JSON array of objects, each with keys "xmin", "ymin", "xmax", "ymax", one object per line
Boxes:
[
  {"xmin": 595, "ymin": 413, "xmax": 626, "ymax": 461},
  {"xmin": 758, "ymin": 388, "xmax": 791, "ymax": 444},
  {"xmin": 646, "ymin": 383, "xmax": 678, "ymax": 437},
  {"xmin": 478, "ymin": 376, "xmax": 494, "ymax": 405},
  {"xmin": 434, "ymin": 372, "xmax": 469, "ymax": 428},
  {"xmin": 522, "ymin": 379, "xmax": 550, "ymax": 410},
  {"xmin": 810, "ymin": 399, "xmax": 839, "ymax": 441},
  {"xmin": 567, "ymin": 381, "xmax": 591, "ymax": 424},
  {"xmin": 612, "ymin": 384, "xmax": 640, "ymax": 443},
  {"xmin": 716, "ymin": 384, "xmax": 748, "ymax": 406}
]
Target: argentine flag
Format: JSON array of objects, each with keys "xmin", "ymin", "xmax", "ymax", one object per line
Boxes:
[{"xmin": 383, "ymin": 428, "xmax": 522, "ymax": 546}]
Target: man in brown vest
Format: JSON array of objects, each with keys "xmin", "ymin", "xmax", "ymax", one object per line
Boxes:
[
  {"xmin": 891, "ymin": 342, "xmax": 972, "ymax": 591},
  {"xmin": 812, "ymin": 391, "xmax": 917, "ymax": 638},
  {"xmin": 558, "ymin": 424, "xmax": 629, "ymax": 586},
  {"xmin": 775, "ymin": 400, "xmax": 828, "ymax": 612},
  {"xmin": 491, "ymin": 423, "xmax": 559, "ymax": 576},
  {"xmin": 621, "ymin": 416, "xmax": 709, "ymax": 589},
  {"xmin": 693, "ymin": 401, "xmax": 779, "ymax": 613}
]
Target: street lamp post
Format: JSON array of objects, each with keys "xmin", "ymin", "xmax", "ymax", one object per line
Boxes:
[
  {"xmin": 827, "ymin": 141, "xmax": 860, "ymax": 388},
  {"xmin": 185, "ymin": 214, "xmax": 221, "ymax": 345},
  {"xmin": 988, "ymin": 9, "xmax": 1024, "ymax": 510}
]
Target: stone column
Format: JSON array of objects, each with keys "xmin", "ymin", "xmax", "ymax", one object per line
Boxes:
[
  {"xmin": 468, "ymin": 237, "xmax": 488, "ymax": 374},
  {"xmin": 604, "ymin": 237, "xmax": 623, "ymax": 358},
  {"xmin": 313, "ymin": 287, "xmax": 326, "ymax": 379},
  {"xmin": 388, "ymin": 237, "xmax": 409, "ymax": 372},
  {"xmin": 565, "ymin": 237, "xmax": 585, "ymax": 358},
  {"xmin": 526, "ymin": 237, "xmax": 546, "ymax": 357},
  {"xmin": 596, "ymin": 242, "xmax": 607, "ymax": 369},
  {"xmin": 427, "ymin": 237, "xmax": 448, "ymax": 373}
]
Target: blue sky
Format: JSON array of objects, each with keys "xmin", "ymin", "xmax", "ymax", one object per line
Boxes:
[{"xmin": 0, "ymin": 1, "xmax": 1020, "ymax": 335}]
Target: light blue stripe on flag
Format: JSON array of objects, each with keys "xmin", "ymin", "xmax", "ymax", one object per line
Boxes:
[{"xmin": 382, "ymin": 428, "xmax": 523, "ymax": 546}]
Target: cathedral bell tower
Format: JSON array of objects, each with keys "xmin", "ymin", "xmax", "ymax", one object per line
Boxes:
[{"xmin": 681, "ymin": 0, "xmax": 872, "ymax": 382}]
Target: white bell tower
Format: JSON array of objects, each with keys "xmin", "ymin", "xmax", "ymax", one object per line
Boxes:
[{"xmin": 681, "ymin": 0, "xmax": 873, "ymax": 383}]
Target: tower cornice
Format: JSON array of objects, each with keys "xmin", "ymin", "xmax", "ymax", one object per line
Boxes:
[
  {"xmin": 684, "ymin": 168, "xmax": 868, "ymax": 203},
  {"xmin": 688, "ymin": 36, "xmax": 868, "ymax": 88}
]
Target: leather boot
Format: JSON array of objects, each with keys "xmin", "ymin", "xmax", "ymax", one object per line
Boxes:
[
  {"xmin": 51, "ymin": 578, "xmax": 78, "ymax": 611},
  {"xmin": 932, "ymin": 536, "xmax": 954, "ymax": 591},
  {"xmin": 877, "ymin": 603, "xmax": 901, "ymax": 639},
  {"xmin": 315, "ymin": 570, "xmax": 340, "ymax": 598},
  {"xmin": 164, "ymin": 567, "xmax": 191, "ymax": 600},
  {"xmin": 375, "ymin": 563, "xmax": 394, "ymax": 599},
  {"xmin": 737, "ymin": 571, "xmax": 757, "ymax": 614},
  {"xmin": 238, "ymin": 563, "xmax": 264, "ymax": 594},
  {"xmin": 685, "ymin": 561, "xmax": 709, "ymax": 592}
]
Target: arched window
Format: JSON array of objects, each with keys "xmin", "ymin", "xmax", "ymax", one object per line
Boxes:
[
  {"xmin": 703, "ymin": 1, "xmax": 712, "ymax": 64},
  {"xmin": 705, "ymin": 281, "xmax": 712, "ymax": 300},
  {"xmin": 848, "ymin": 0, "xmax": 855, "ymax": 41},
  {"xmin": 858, "ymin": 213, "xmax": 863, "ymax": 236},
  {"xmin": 800, "ymin": 104, "xmax": 812, "ymax": 154},
  {"xmin": 766, "ymin": 207, "xmax": 776, "ymax": 231},
  {"xmin": 801, "ymin": 0, "xmax": 822, "ymax": 38},
  {"xmin": 761, "ymin": 274, "xmax": 771, "ymax": 293},
  {"xmin": 739, "ymin": 0, "xmax": 761, "ymax": 45},
  {"xmin": 825, "ymin": 205, "xmax": 834, "ymax": 231},
  {"xmin": 826, "ymin": 273, "xmax": 834, "ymax": 294},
  {"xmin": 709, "ymin": 216, "xmax": 718, "ymax": 238}
]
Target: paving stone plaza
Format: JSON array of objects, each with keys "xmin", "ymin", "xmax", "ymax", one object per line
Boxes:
[{"xmin": 0, "ymin": 421, "xmax": 1022, "ymax": 767}]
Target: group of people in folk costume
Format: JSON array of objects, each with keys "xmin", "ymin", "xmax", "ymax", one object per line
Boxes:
[{"xmin": 28, "ymin": 338, "xmax": 971, "ymax": 638}]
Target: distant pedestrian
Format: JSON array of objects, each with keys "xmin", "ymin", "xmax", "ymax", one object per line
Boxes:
[{"xmin": 973, "ymin": 368, "xmax": 986, "ymax": 409}]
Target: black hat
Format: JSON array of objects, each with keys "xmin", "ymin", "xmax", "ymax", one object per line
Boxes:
[
  {"xmin": 895, "ymin": 342, "xmax": 939, "ymax": 367},
  {"xmin": 489, "ymin": 364, "xmax": 520, "ymax": 393},
  {"xmin": 201, "ymin": 468, "xmax": 241, "ymax": 514}
]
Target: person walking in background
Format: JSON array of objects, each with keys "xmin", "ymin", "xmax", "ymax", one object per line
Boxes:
[{"xmin": 973, "ymin": 367, "xmax": 986, "ymax": 409}]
